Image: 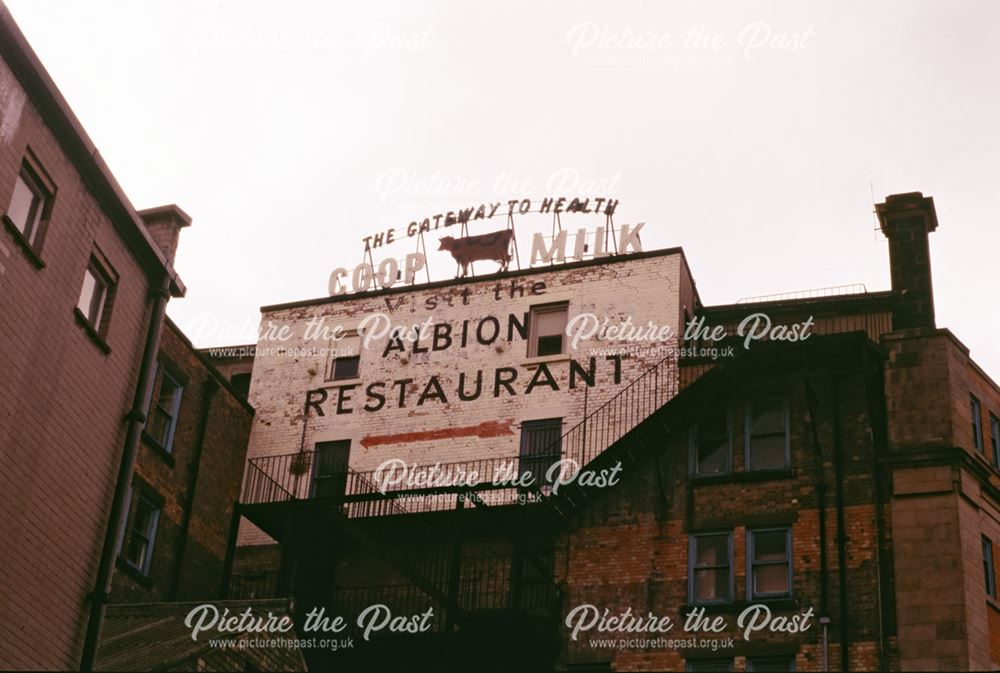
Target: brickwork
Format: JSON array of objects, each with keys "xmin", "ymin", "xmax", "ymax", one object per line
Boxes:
[
  {"xmin": 556, "ymin": 359, "xmax": 890, "ymax": 671},
  {"xmin": 0, "ymin": 52, "xmax": 159, "ymax": 670},
  {"xmin": 239, "ymin": 251, "xmax": 692, "ymax": 546},
  {"xmin": 882, "ymin": 326, "xmax": 1000, "ymax": 671},
  {"xmin": 110, "ymin": 319, "xmax": 254, "ymax": 604}
]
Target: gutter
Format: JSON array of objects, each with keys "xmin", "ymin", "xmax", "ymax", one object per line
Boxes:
[{"xmin": 79, "ymin": 274, "xmax": 173, "ymax": 672}]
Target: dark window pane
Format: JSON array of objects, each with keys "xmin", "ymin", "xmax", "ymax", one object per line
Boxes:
[
  {"xmin": 148, "ymin": 408, "xmax": 171, "ymax": 446},
  {"xmin": 695, "ymin": 535, "xmax": 728, "ymax": 566},
  {"xmin": 983, "ymin": 537, "xmax": 996, "ymax": 598},
  {"xmin": 333, "ymin": 355, "xmax": 360, "ymax": 380},
  {"xmin": 693, "ymin": 568, "xmax": 730, "ymax": 602},
  {"xmin": 698, "ymin": 439, "xmax": 728, "ymax": 474},
  {"xmin": 123, "ymin": 495, "xmax": 158, "ymax": 573},
  {"xmin": 749, "ymin": 434, "xmax": 786, "ymax": 470},
  {"xmin": 313, "ymin": 440, "xmax": 350, "ymax": 498},
  {"xmin": 754, "ymin": 564, "xmax": 789, "ymax": 595},
  {"xmin": 750, "ymin": 399, "xmax": 785, "ymax": 435},
  {"xmin": 695, "ymin": 411, "xmax": 729, "ymax": 475},
  {"xmin": 753, "ymin": 530, "xmax": 787, "ymax": 561},
  {"xmin": 687, "ymin": 661, "xmax": 731, "ymax": 672},
  {"xmin": 972, "ymin": 397, "xmax": 983, "ymax": 451},
  {"xmin": 536, "ymin": 334, "xmax": 563, "ymax": 356},
  {"xmin": 520, "ymin": 419, "xmax": 562, "ymax": 486}
]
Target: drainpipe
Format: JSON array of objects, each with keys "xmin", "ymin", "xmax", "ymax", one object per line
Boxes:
[
  {"xmin": 169, "ymin": 377, "xmax": 219, "ymax": 600},
  {"xmin": 831, "ymin": 379, "xmax": 850, "ymax": 672},
  {"xmin": 79, "ymin": 274, "xmax": 172, "ymax": 672},
  {"xmin": 805, "ymin": 379, "xmax": 830, "ymax": 671}
]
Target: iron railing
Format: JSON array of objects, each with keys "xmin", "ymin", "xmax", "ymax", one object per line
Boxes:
[{"xmin": 241, "ymin": 347, "xmax": 679, "ymax": 516}]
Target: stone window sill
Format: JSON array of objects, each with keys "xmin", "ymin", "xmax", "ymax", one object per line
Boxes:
[
  {"xmin": 521, "ymin": 353, "xmax": 571, "ymax": 367},
  {"xmin": 325, "ymin": 377, "xmax": 363, "ymax": 388}
]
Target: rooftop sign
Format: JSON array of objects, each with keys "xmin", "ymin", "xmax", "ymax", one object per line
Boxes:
[{"xmin": 329, "ymin": 196, "xmax": 641, "ymax": 296}]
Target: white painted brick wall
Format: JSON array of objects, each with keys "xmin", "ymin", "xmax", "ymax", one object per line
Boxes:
[{"xmin": 238, "ymin": 252, "xmax": 689, "ymax": 546}]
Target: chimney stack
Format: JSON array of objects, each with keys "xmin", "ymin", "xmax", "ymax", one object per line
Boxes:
[
  {"xmin": 137, "ymin": 204, "xmax": 191, "ymax": 266},
  {"xmin": 875, "ymin": 192, "xmax": 939, "ymax": 331}
]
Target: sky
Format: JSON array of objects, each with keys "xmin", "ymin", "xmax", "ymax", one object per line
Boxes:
[{"xmin": 6, "ymin": 0, "xmax": 1000, "ymax": 374}]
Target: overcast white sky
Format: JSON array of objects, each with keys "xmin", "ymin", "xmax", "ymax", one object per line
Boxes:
[{"xmin": 7, "ymin": 0, "xmax": 1000, "ymax": 373}]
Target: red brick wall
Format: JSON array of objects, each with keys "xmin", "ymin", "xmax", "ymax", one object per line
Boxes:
[
  {"xmin": 0, "ymin": 55, "xmax": 157, "ymax": 670},
  {"xmin": 557, "ymin": 366, "xmax": 891, "ymax": 671},
  {"xmin": 111, "ymin": 319, "xmax": 253, "ymax": 604}
]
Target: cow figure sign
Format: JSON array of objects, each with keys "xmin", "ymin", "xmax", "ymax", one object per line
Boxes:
[{"xmin": 438, "ymin": 229, "xmax": 514, "ymax": 277}]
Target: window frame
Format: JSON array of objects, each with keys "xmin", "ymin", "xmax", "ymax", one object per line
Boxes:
[
  {"xmin": 688, "ymin": 531, "xmax": 734, "ymax": 605},
  {"xmin": 971, "ymin": 395, "xmax": 983, "ymax": 453},
  {"xmin": 519, "ymin": 417, "xmax": 564, "ymax": 489},
  {"xmin": 744, "ymin": 396, "xmax": 791, "ymax": 472},
  {"xmin": 747, "ymin": 527, "xmax": 793, "ymax": 600},
  {"xmin": 75, "ymin": 250, "xmax": 119, "ymax": 344},
  {"xmin": 117, "ymin": 484, "xmax": 162, "ymax": 577},
  {"xmin": 328, "ymin": 331, "xmax": 362, "ymax": 381},
  {"xmin": 689, "ymin": 409, "xmax": 732, "ymax": 477},
  {"xmin": 990, "ymin": 413, "xmax": 1000, "ymax": 469},
  {"xmin": 310, "ymin": 439, "xmax": 351, "ymax": 499},
  {"xmin": 746, "ymin": 656, "xmax": 796, "ymax": 672},
  {"xmin": 3, "ymin": 152, "xmax": 55, "ymax": 258},
  {"xmin": 527, "ymin": 301, "xmax": 569, "ymax": 357},
  {"xmin": 78, "ymin": 262, "xmax": 108, "ymax": 327},
  {"xmin": 983, "ymin": 535, "xmax": 996, "ymax": 599},
  {"xmin": 144, "ymin": 361, "xmax": 185, "ymax": 454}
]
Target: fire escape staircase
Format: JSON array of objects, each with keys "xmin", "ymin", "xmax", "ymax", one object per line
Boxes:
[{"xmin": 240, "ymin": 346, "xmax": 687, "ymax": 635}]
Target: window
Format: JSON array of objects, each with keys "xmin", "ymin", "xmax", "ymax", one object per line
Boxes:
[
  {"xmin": 691, "ymin": 410, "xmax": 731, "ymax": 476},
  {"xmin": 119, "ymin": 486, "xmax": 161, "ymax": 576},
  {"xmin": 689, "ymin": 532, "xmax": 732, "ymax": 604},
  {"xmin": 685, "ymin": 660, "xmax": 732, "ymax": 672},
  {"xmin": 972, "ymin": 395, "xmax": 983, "ymax": 453},
  {"xmin": 749, "ymin": 528, "xmax": 792, "ymax": 599},
  {"xmin": 329, "ymin": 331, "xmax": 361, "ymax": 381},
  {"xmin": 312, "ymin": 440, "xmax": 350, "ymax": 499},
  {"xmin": 145, "ymin": 362, "xmax": 184, "ymax": 452},
  {"xmin": 746, "ymin": 397, "xmax": 789, "ymax": 471},
  {"xmin": 983, "ymin": 536, "xmax": 996, "ymax": 599},
  {"xmin": 4, "ymin": 161, "xmax": 50, "ymax": 248},
  {"xmin": 991, "ymin": 414, "xmax": 1000, "ymax": 469},
  {"xmin": 747, "ymin": 657, "xmax": 796, "ymax": 672},
  {"xmin": 76, "ymin": 253, "xmax": 117, "ymax": 340},
  {"xmin": 519, "ymin": 418, "xmax": 563, "ymax": 489},
  {"xmin": 77, "ymin": 263, "xmax": 108, "ymax": 327},
  {"xmin": 528, "ymin": 302, "xmax": 568, "ymax": 357}
]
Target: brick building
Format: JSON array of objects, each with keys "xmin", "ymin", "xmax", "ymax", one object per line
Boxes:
[
  {"xmin": 108, "ymin": 315, "xmax": 254, "ymax": 605},
  {"xmin": 0, "ymin": 6, "xmax": 287, "ymax": 671},
  {"xmin": 231, "ymin": 192, "xmax": 1000, "ymax": 671},
  {"xmin": 0, "ymin": 6, "xmax": 187, "ymax": 669}
]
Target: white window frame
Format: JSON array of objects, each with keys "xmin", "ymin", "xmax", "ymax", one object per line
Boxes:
[{"xmin": 527, "ymin": 301, "xmax": 569, "ymax": 357}]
